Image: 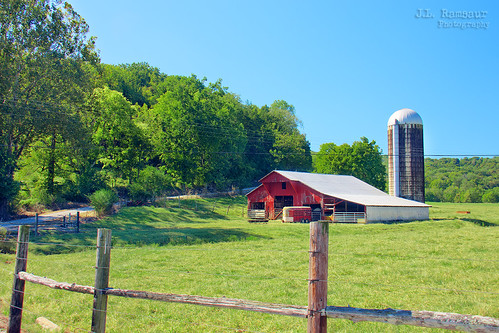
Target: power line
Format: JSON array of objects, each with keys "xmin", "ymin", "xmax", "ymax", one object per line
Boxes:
[{"xmin": 2, "ymin": 97, "xmax": 499, "ymax": 158}]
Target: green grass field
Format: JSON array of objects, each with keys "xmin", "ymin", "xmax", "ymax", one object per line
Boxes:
[{"xmin": 1, "ymin": 198, "xmax": 498, "ymax": 332}]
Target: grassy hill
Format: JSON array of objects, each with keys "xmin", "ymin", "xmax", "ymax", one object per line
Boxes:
[{"xmin": 1, "ymin": 197, "xmax": 498, "ymax": 332}]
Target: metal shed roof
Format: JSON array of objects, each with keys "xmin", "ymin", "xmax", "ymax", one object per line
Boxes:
[{"xmin": 267, "ymin": 170, "xmax": 429, "ymax": 207}]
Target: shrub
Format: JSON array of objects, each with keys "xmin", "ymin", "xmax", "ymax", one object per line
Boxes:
[
  {"xmin": 483, "ymin": 187, "xmax": 499, "ymax": 203},
  {"xmin": 0, "ymin": 227, "xmax": 15, "ymax": 254},
  {"xmin": 89, "ymin": 189, "xmax": 118, "ymax": 217},
  {"xmin": 128, "ymin": 167, "xmax": 172, "ymax": 203}
]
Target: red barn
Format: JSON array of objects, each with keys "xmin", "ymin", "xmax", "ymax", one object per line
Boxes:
[{"xmin": 246, "ymin": 170, "xmax": 429, "ymax": 223}]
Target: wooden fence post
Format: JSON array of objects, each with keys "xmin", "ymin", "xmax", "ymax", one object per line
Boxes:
[
  {"xmin": 308, "ymin": 221, "xmax": 329, "ymax": 333},
  {"xmin": 8, "ymin": 225, "xmax": 30, "ymax": 333},
  {"xmin": 34, "ymin": 213, "xmax": 39, "ymax": 236},
  {"xmin": 91, "ymin": 229, "xmax": 112, "ymax": 333},
  {"xmin": 76, "ymin": 212, "xmax": 80, "ymax": 233}
]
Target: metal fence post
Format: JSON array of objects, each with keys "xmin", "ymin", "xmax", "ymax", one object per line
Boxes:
[
  {"xmin": 34, "ymin": 213, "xmax": 39, "ymax": 236},
  {"xmin": 308, "ymin": 221, "xmax": 329, "ymax": 333},
  {"xmin": 8, "ymin": 225, "xmax": 30, "ymax": 333},
  {"xmin": 76, "ymin": 212, "xmax": 80, "ymax": 233},
  {"xmin": 91, "ymin": 229, "xmax": 112, "ymax": 333}
]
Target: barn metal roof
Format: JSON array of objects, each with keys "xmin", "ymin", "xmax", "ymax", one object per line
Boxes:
[{"xmin": 267, "ymin": 170, "xmax": 429, "ymax": 207}]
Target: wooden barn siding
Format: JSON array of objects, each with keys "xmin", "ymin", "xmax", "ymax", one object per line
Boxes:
[
  {"xmin": 247, "ymin": 186, "xmax": 273, "ymax": 219},
  {"xmin": 248, "ymin": 172, "xmax": 324, "ymax": 219}
]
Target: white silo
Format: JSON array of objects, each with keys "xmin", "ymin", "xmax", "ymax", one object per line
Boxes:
[{"xmin": 387, "ymin": 108, "xmax": 425, "ymax": 203}]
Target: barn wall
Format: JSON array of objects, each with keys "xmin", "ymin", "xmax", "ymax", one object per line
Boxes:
[
  {"xmin": 246, "ymin": 186, "xmax": 268, "ymax": 203},
  {"xmin": 290, "ymin": 182, "xmax": 322, "ymax": 206},
  {"xmin": 366, "ymin": 206, "xmax": 429, "ymax": 222},
  {"xmin": 246, "ymin": 186, "xmax": 272, "ymax": 217},
  {"xmin": 247, "ymin": 172, "xmax": 324, "ymax": 220}
]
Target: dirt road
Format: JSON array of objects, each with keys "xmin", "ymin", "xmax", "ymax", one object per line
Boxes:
[{"xmin": 0, "ymin": 207, "xmax": 94, "ymax": 232}]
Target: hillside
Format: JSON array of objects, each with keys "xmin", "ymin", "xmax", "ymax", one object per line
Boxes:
[
  {"xmin": 0, "ymin": 198, "xmax": 497, "ymax": 332},
  {"xmin": 425, "ymin": 157, "xmax": 499, "ymax": 203}
]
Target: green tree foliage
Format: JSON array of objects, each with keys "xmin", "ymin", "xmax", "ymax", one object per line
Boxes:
[
  {"xmin": 314, "ymin": 137, "xmax": 386, "ymax": 190},
  {"xmin": 101, "ymin": 62, "xmax": 166, "ymax": 106},
  {"xmin": 85, "ymin": 87, "xmax": 150, "ymax": 183},
  {"xmin": 237, "ymin": 104, "xmax": 276, "ymax": 180},
  {"xmin": 0, "ymin": 0, "xmax": 98, "ymax": 218},
  {"xmin": 267, "ymin": 101, "xmax": 312, "ymax": 171},
  {"xmin": 143, "ymin": 76, "xmax": 248, "ymax": 189},
  {"xmin": 425, "ymin": 157, "xmax": 499, "ymax": 202},
  {"xmin": 128, "ymin": 166, "xmax": 173, "ymax": 202},
  {"xmin": 15, "ymin": 135, "xmax": 104, "ymax": 207},
  {"xmin": 2, "ymin": 3, "xmax": 313, "ymax": 215}
]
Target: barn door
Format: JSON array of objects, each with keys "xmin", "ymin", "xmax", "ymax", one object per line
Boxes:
[{"xmin": 274, "ymin": 196, "xmax": 293, "ymax": 219}]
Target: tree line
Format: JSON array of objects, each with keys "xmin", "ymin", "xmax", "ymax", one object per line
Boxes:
[
  {"xmin": 425, "ymin": 157, "xmax": 499, "ymax": 203},
  {"xmin": 0, "ymin": 1, "xmax": 312, "ymax": 219},
  {"xmin": 1, "ymin": 1, "xmax": 496, "ymax": 220}
]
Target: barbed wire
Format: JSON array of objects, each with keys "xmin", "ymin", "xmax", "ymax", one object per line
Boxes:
[
  {"xmin": 330, "ymin": 251, "xmax": 499, "ymax": 263},
  {"xmin": 112, "ymin": 266, "xmax": 308, "ymax": 283},
  {"xmin": 101, "ymin": 299, "xmax": 267, "ymax": 333},
  {"xmin": 2, "ymin": 238, "xmax": 498, "ymax": 264},
  {"xmin": 24, "ymin": 256, "xmax": 499, "ymax": 297},
  {"xmin": 328, "ymin": 278, "xmax": 499, "ymax": 295},
  {"xmin": 8, "ymin": 303, "xmax": 94, "ymax": 333},
  {"xmin": 10, "ymin": 288, "xmax": 266, "ymax": 333}
]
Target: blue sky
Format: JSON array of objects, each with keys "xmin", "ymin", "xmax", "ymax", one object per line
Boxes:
[{"xmin": 70, "ymin": 0, "xmax": 498, "ymax": 157}]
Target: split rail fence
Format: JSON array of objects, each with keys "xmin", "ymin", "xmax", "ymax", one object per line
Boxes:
[{"xmin": 7, "ymin": 223, "xmax": 499, "ymax": 333}]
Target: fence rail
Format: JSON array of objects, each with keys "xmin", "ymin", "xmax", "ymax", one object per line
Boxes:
[
  {"xmin": 247, "ymin": 209, "xmax": 267, "ymax": 222},
  {"xmin": 7, "ymin": 224, "xmax": 499, "ymax": 333},
  {"xmin": 1, "ymin": 212, "xmax": 83, "ymax": 235},
  {"xmin": 331, "ymin": 212, "xmax": 366, "ymax": 223}
]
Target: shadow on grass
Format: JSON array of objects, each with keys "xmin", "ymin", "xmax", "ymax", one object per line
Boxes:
[
  {"xmin": 32, "ymin": 226, "xmax": 266, "ymax": 255},
  {"xmin": 29, "ymin": 203, "xmax": 264, "ymax": 255},
  {"xmin": 369, "ymin": 219, "xmax": 430, "ymax": 225},
  {"xmin": 461, "ymin": 218, "xmax": 498, "ymax": 227}
]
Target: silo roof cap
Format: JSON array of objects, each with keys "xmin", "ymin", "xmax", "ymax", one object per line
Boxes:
[{"xmin": 388, "ymin": 108, "xmax": 423, "ymax": 126}]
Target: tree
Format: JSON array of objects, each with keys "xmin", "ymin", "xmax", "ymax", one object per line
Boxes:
[
  {"xmin": 314, "ymin": 137, "xmax": 386, "ymax": 190},
  {"xmin": 102, "ymin": 62, "xmax": 166, "ymax": 107},
  {"xmin": 425, "ymin": 157, "xmax": 499, "ymax": 202},
  {"xmin": 0, "ymin": 0, "xmax": 99, "ymax": 218},
  {"xmin": 143, "ymin": 75, "xmax": 247, "ymax": 189},
  {"xmin": 238, "ymin": 104, "xmax": 276, "ymax": 181},
  {"xmin": 85, "ymin": 87, "xmax": 150, "ymax": 184},
  {"xmin": 128, "ymin": 166, "xmax": 173, "ymax": 202},
  {"xmin": 265, "ymin": 100, "xmax": 312, "ymax": 172}
]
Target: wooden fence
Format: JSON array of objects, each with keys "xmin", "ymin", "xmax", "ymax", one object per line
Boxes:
[
  {"xmin": 7, "ymin": 223, "xmax": 499, "ymax": 333},
  {"xmin": 2, "ymin": 212, "xmax": 82, "ymax": 236},
  {"xmin": 33, "ymin": 212, "xmax": 81, "ymax": 235}
]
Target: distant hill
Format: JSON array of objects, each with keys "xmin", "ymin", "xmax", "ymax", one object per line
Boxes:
[{"xmin": 425, "ymin": 157, "xmax": 499, "ymax": 203}]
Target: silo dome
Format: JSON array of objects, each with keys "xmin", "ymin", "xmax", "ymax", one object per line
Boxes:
[{"xmin": 388, "ymin": 108, "xmax": 423, "ymax": 126}]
